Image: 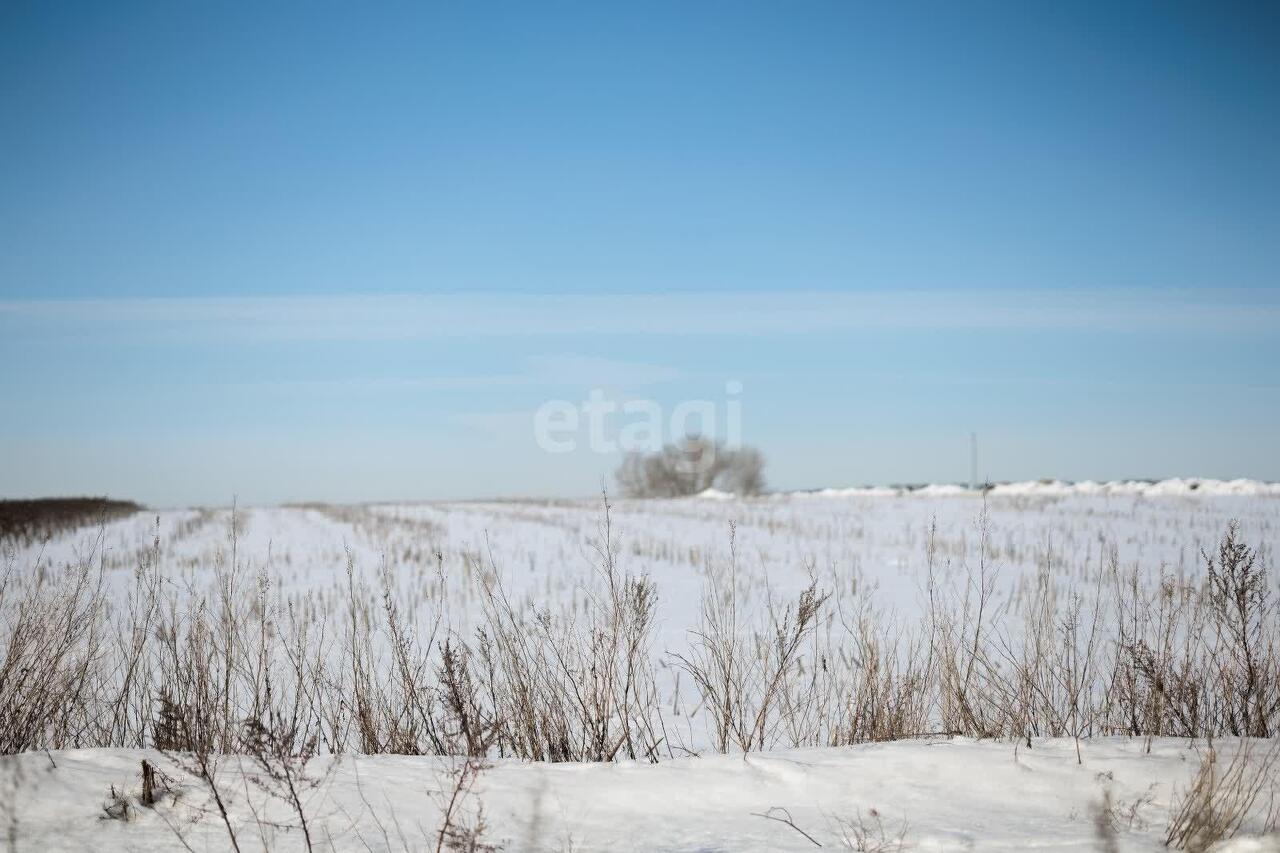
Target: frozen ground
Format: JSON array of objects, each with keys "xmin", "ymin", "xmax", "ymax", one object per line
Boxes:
[
  {"xmin": 4, "ymin": 738, "xmax": 1278, "ymax": 852},
  {"xmin": 4, "ymin": 481, "xmax": 1279, "ymax": 850}
]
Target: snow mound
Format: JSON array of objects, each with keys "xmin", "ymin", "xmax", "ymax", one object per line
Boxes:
[
  {"xmin": 777, "ymin": 478, "xmax": 1280, "ymax": 500},
  {"xmin": 787, "ymin": 486, "xmax": 903, "ymax": 498},
  {"xmin": 912, "ymin": 483, "xmax": 970, "ymax": 496},
  {"xmin": 10, "ymin": 738, "xmax": 1277, "ymax": 851},
  {"xmin": 990, "ymin": 478, "xmax": 1280, "ymax": 497},
  {"xmin": 693, "ymin": 487, "xmax": 735, "ymax": 500}
]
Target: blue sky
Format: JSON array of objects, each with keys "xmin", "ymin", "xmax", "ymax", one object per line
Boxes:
[{"xmin": 2, "ymin": 2, "xmax": 1278, "ymax": 505}]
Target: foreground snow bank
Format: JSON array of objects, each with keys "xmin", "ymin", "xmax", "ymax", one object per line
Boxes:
[{"xmin": 6, "ymin": 738, "xmax": 1277, "ymax": 851}]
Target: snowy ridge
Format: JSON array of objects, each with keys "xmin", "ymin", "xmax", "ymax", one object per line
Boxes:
[
  {"xmin": 988, "ymin": 477, "xmax": 1280, "ymax": 497},
  {"xmin": 742, "ymin": 477, "xmax": 1280, "ymax": 500}
]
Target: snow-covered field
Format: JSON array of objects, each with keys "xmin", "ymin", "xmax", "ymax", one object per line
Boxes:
[
  {"xmin": 16, "ymin": 479, "xmax": 1280, "ymax": 650},
  {"xmin": 4, "ymin": 481, "xmax": 1279, "ymax": 851},
  {"xmin": 6, "ymin": 738, "xmax": 1276, "ymax": 851}
]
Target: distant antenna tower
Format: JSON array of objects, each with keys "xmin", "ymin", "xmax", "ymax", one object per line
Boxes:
[{"xmin": 969, "ymin": 432, "xmax": 978, "ymax": 491}]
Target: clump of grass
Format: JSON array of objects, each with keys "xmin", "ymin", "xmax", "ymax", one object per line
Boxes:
[
  {"xmin": 1165, "ymin": 742, "xmax": 1279, "ymax": 851},
  {"xmin": 473, "ymin": 493, "xmax": 664, "ymax": 762},
  {"xmin": 0, "ymin": 545, "xmax": 107, "ymax": 754},
  {"xmin": 673, "ymin": 521, "xmax": 829, "ymax": 752}
]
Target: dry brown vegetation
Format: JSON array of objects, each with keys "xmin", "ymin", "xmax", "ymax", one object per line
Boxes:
[
  {"xmin": 1164, "ymin": 741, "xmax": 1280, "ymax": 851},
  {"xmin": 0, "ymin": 502, "xmax": 1277, "ymax": 761}
]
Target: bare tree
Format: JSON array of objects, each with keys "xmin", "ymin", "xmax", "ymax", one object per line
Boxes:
[{"xmin": 615, "ymin": 437, "xmax": 766, "ymax": 498}]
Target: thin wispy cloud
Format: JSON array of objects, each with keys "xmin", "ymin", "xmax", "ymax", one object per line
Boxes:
[
  {"xmin": 4, "ymin": 290, "xmax": 1278, "ymax": 343},
  {"xmin": 224, "ymin": 355, "xmax": 686, "ymax": 394}
]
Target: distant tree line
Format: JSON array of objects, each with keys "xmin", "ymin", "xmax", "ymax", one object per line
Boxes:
[{"xmin": 0, "ymin": 497, "xmax": 143, "ymax": 543}]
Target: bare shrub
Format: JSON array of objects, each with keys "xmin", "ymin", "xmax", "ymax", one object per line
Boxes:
[
  {"xmin": 1093, "ymin": 778, "xmax": 1158, "ymax": 852},
  {"xmin": 1204, "ymin": 523, "xmax": 1277, "ymax": 737},
  {"xmin": 1111, "ymin": 565, "xmax": 1212, "ymax": 740},
  {"xmin": 0, "ymin": 547, "xmax": 107, "ymax": 753},
  {"xmin": 833, "ymin": 808, "xmax": 910, "ymax": 852},
  {"xmin": 161, "ymin": 741, "xmax": 242, "ymax": 852},
  {"xmin": 674, "ymin": 522, "xmax": 828, "ymax": 752},
  {"xmin": 825, "ymin": 609, "xmax": 934, "ymax": 746},
  {"xmin": 1165, "ymin": 742, "xmax": 1280, "ymax": 851},
  {"xmin": 1112, "ymin": 522, "xmax": 1279, "ymax": 742},
  {"xmin": 433, "ymin": 757, "xmax": 501, "ymax": 852},
  {"xmin": 928, "ymin": 504, "xmax": 1007, "ymax": 739},
  {"xmin": 474, "ymin": 494, "xmax": 664, "ymax": 762},
  {"xmin": 240, "ymin": 680, "xmax": 332, "ymax": 852},
  {"xmin": 338, "ymin": 553, "xmax": 450, "ymax": 755}
]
